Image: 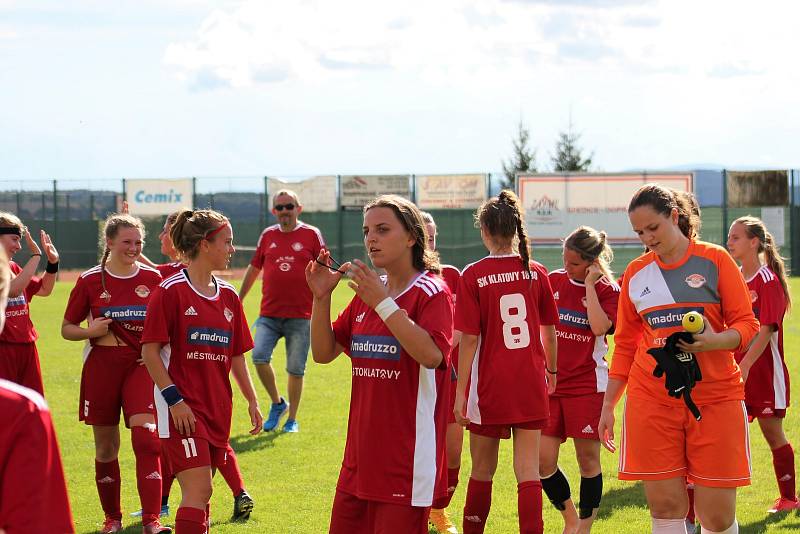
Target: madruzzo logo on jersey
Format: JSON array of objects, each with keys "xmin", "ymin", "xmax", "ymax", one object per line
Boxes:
[
  {"xmin": 100, "ymin": 305, "xmax": 147, "ymax": 321},
  {"xmin": 6, "ymin": 294, "xmax": 27, "ymax": 307},
  {"xmin": 350, "ymin": 335, "xmax": 401, "ymax": 361},
  {"xmin": 187, "ymin": 327, "xmax": 232, "ymax": 347},
  {"xmin": 643, "ymin": 306, "xmax": 703, "ymax": 329},
  {"xmin": 558, "ymin": 308, "xmax": 590, "ymax": 330}
]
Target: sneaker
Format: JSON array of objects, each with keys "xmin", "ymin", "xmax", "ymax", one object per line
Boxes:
[
  {"xmin": 142, "ymin": 519, "xmax": 172, "ymax": 534},
  {"xmin": 768, "ymin": 496, "xmax": 800, "ymax": 513},
  {"xmin": 232, "ymin": 489, "xmax": 255, "ymax": 521},
  {"xmin": 263, "ymin": 397, "xmax": 289, "ymax": 431},
  {"xmin": 429, "ymin": 508, "xmax": 459, "ymax": 534},
  {"xmin": 101, "ymin": 518, "xmax": 123, "ymax": 533},
  {"xmin": 283, "ymin": 419, "xmax": 299, "ymax": 433},
  {"xmin": 131, "ymin": 504, "xmax": 170, "ymax": 518}
]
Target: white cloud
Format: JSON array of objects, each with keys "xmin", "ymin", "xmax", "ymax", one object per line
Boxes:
[{"xmin": 0, "ymin": 29, "xmax": 17, "ymax": 40}]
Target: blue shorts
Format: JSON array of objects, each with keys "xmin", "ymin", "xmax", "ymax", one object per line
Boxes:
[{"xmin": 251, "ymin": 316, "xmax": 311, "ymax": 376}]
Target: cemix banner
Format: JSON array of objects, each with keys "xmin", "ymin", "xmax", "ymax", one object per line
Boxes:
[
  {"xmin": 416, "ymin": 174, "xmax": 487, "ymax": 209},
  {"xmin": 125, "ymin": 178, "xmax": 194, "ymax": 216},
  {"xmin": 518, "ymin": 173, "xmax": 693, "ymax": 244}
]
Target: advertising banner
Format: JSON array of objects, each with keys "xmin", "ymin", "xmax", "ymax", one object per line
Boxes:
[
  {"xmin": 340, "ymin": 175, "xmax": 411, "ymax": 209},
  {"xmin": 518, "ymin": 173, "xmax": 693, "ymax": 244},
  {"xmin": 268, "ymin": 176, "xmax": 337, "ymax": 212},
  {"xmin": 125, "ymin": 178, "xmax": 194, "ymax": 216},
  {"xmin": 726, "ymin": 170, "xmax": 789, "ymax": 207},
  {"xmin": 416, "ymin": 174, "xmax": 487, "ymax": 209}
]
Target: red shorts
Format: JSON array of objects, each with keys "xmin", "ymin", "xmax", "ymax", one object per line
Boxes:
[
  {"xmin": 0, "ymin": 342, "xmax": 44, "ymax": 395},
  {"xmin": 328, "ymin": 490, "xmax": 430, "ymax": 534},
  {"xmin": 745, "ymin": 405, "xmax": 786, "ymax": 421},
  {"xmin": 619, "ymin": 396, "xmax": 751, "ymax": 488},
  {"xmin": 79, "ymin": 345, "xmax": 155, "ymax": 427},
  {"xmin": 468, "ymin": 418, "xmax": 548, "ymax": 439},
  {"xmin": 162, "ymin": 434, "xmax": 228, "ymax": 475},
  {"xmin": 542, "ymin": 393, "xmax": 604, "ymax": 442}
]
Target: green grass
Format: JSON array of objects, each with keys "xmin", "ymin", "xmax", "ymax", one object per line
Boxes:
[{"xmin": 31, "ymin": 280, "xmax": 800, "ymax": 533}]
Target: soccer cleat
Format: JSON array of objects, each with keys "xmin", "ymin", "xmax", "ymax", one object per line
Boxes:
[
  {"xmin": 232, "ymin": 489, "xmax": 255, "ymax": 521},
  {"xmin": 429, "ymin": 508, "xmax": 459, "ymax": 534},
  {"xmin": 101, "ymin": 518, "xmax": 123, "ymax": 533},
  {"xmin": 142, "ymin": 519, "xmax": 172, "ymax": 534},
  {"xmin": 263, "ymin": 397, "xmax": 289, "ymax": 431},
  {"xmin": 283, "ymin": 419, "xmax": 299, "ymax": 433},
  {"xmin": 768, "ymin": 496, "xmax": 800, "ymax": 513},
  {"xmin": 131, "ymin": 504, "xmax": 170, "ymax": 518}
]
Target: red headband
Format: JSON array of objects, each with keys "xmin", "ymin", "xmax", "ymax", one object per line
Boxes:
[{"xmin": 204, "ymin": 221, "xmax": 230, "ymax": 240}]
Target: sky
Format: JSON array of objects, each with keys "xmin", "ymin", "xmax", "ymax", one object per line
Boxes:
[{"xmin": 1, "ymin": 0, "xmax": 799, "ymax": 187}]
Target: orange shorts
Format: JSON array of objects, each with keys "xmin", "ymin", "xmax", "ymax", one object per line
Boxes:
[{"xmin": 619, "ymin": 396, "xmax": 750, "ymax": 488}]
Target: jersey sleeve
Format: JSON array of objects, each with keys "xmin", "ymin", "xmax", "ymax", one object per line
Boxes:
[
  {"xmin": 599, "ymin": 281, "xmax": 621, "ymax": 332},
  {"xmin": 608, "ymin": 269, "xmax": 642, "ymax": 382},
  {"xmin": 313, "ymin": 226, "xmax": 326, "ymax": 254},
  {"xmin": 414, "ymin": 290, "xmax": 454, "ymax": 368},
  {"xmin": 332, "ymin": 297, "xmax": 356, "ymax": 353},
  {"xmin": 63, "ymin": 277, "xmax": 90, "ymax": 325},
  {"xmin": 454, "ymin": 269, "xmax": 480, "ymax": 335},
  {"xmin": 24, "ymin": 275, "xmax": 43, "ymax": 301},
  {"xmin": 717, "ymin": 252, "xmax": 759, "ymax": 352},
  {"xmin": 230, "ymin": 296, "xmax": 255, "ymax": 356},
  {"xmin": 535, "ymin": 265, "xmax": 559, "ymax": 326},
  {"xmin": 757, "ymin": 276, "xmax": 787, "ymax": 330},
  {"xmin": 140, "ymin": 286, "xmax": 172, "ymax": 345},
  {"xmin": 250, "ymin": 232, "xmax": 266, "ymax": 269}
]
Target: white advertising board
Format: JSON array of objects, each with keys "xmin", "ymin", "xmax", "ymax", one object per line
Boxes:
[{"xmin": 125, "ymin": 178, "xmax": 194, "ymax": 216}]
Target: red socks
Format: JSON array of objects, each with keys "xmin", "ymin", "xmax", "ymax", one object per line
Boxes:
[
  {"xmin": 131, "ymin": 426, "xmax": 163, "ymax": 524},
  {"xmin": 218, "ymin": 447, "xmax": 245, "ymax": 496},
  {"xmin": 432, "ymin": 467, "xmax": 461, "ymax": 509},
  {"xmin": 463, "ymin": 478, "xmax": 492, "ymax": 534},
  {"xmin": 175, "ymin": 506, "xmax": 207, "ymax": 534},
  {"xmin": 772, "ymin": 443, "xmax": 797, "ymax": 499},
  {"xmin": 518, "ymin": 480, "xmax": 543, "ymax": 534},
  {"xmin": 95, "ymin": 459, "xmax": 122, "ymax": 521}
]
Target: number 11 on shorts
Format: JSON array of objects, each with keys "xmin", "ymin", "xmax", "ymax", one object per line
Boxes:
[{"xmin": 182, "ymin": 437, "xmax": 198, "ymax": 458}]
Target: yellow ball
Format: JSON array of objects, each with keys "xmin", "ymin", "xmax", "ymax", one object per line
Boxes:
[{"xmin": 682, "ymin": 311, "xmax": 704, "ymax": 333}]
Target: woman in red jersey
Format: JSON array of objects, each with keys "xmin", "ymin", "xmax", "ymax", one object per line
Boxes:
[
  {"xmin": 727, "ymin": 216, "xmax": 798, "ymax": 513},
  {"xmin": 307, "ymin": 195, "xmax": 453, "ymax": 534},
  {"xmin": 422, "ymin": 211, "xmax": 462, "ymax": 534},
  {"xmin": 542, "ymin": 226, "xmax": 619, "ymax": 534},
  {"xmin": 598, "ymin": 184, "xmax": 758, "ymax": 534},
  {"xmin": 141, "ymin": 209, "xmax": 262, "ymax": 534},
  {"xmin": 454, "ymin": 190, "xmax": 559, "ymax": 534},
  {"xmin": 61, "ymin": 214, "xmax": 169, "ymax": 534},
  {"xmin": 0, "ymin": 212, "xmax": 59, "ymax": 395}
]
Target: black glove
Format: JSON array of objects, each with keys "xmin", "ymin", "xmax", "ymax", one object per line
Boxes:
[{"xmin": 647, "ymin": 332, "xmax": 703, "ymax": 420}]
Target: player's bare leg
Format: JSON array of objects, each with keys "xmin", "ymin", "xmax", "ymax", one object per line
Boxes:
[
  {"xmin": 175, "ymin": 466, "xmax": 213, "ymax": 532},
  {"xmin": 694, "ymin": 486, "xmax": 737, "ymax": 532},
  {"xmin": 255, "ymin": 362, "xmax": 280, "ymax": 404},
  {"xmin": 644, "ymin": 478, "xmax": 690, "ymax": 532},
  {"xmin": 574, "ymin": 438, "xmax": 602, "ymax": 534},
  {"xmin": 539, "ymin": 435, "xmax": 578, "ymax": 534},
  {"xmin": 512, "ymin": 428, "xmax": 544, "ymax": 534},
  {"xmin": 287, "ymin": 374, "xmax": 303, "ymax": 421}
]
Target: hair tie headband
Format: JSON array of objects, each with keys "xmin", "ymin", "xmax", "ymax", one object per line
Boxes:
[
  {"xmin": 204, "ymin": 221, "xmax": 230, "ymax": 240},
  {"xmin": 0, "ymin": 227, "xmax": 22, "ymax": 236}
]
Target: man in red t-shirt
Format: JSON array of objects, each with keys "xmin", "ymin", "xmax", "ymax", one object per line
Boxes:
[{"xmin": 239, "ymin": 190, "xmax": 326, "ymax": 433}]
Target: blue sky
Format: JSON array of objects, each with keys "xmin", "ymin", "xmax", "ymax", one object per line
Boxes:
[{"xmin": 2, "ymin": 0, "xmax": 799, "ymax": 185}]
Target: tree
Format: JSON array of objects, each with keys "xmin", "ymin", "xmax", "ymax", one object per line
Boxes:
[
  {"xmin": 501, "ymin": 119, "xmax": 537, "ymax": 190},
  {"xmin": 551, "ymin": 118, "xmax": 593, "ymax": 172}
]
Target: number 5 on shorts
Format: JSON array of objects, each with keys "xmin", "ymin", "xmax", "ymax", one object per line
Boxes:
[
  {"xmin": 499, "ymin": 293, "xmax": 530, "ymax": 349},
  {"xmin": 181, "ymin": 437, "xmax": 198, "ymax": 458}
]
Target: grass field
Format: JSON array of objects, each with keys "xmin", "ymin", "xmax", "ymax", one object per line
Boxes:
[{"xmin": 29, "ymin": 279, "xmax": 800, "ymax": 533}]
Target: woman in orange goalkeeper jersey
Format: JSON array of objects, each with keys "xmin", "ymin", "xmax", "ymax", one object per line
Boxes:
[{"xmin": 598, "ymin": 183, "xmax": 758, "ymax": 534}]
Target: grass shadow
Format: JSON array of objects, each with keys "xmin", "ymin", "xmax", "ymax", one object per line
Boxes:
[
  {"xmin": 229, "ymin": 429, "xmax": 286, "ymax": 453},
  {"xmin": 740, "ymin": 509, "xmax": 800, "ymax": 533},
  {"xmin": 596, "ymin": 482, "xmax": 647, "ymax": 520}
]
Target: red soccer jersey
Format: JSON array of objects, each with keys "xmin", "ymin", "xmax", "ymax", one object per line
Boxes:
[
  {"xmin": 63, "ymin": 263, "xmax": 162, "ymax": 348},
  {"xmin": 141, "ymin": 271, "xmax": 254, "ymax": 447},
  {"xmin": 440, "ymin": 264, "xmax": 461, "ymax": 376},
  {"xmin": 734, "ymin": 265, "xmax": 790, "ymax": 412},
  {"xmin": 332, "ymin": 271, "xmax": 453, "ymax": 507},
  {"xmin": 548, "ymin": 269, "xmax": 620, "ymax": 396},
  {"xmin": 156, "ymin": 261, "xmax": 186, "ymax": 278},
  {"xmin": 455, "ymin": 255, "xmax": 559, "ymax": 425},
  {"xmin": 250, "ymin": 222, "xmax": 325, "ymax": 319},
  {"xmin": 0, "ymin": 262, "xmax": 43, "ymax": 343},
  {"xmin": 0, "ymin": 380, "xmax": 74, "ymax": 534}
]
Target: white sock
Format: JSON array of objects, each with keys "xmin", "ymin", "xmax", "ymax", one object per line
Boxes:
[
  {"xmin": 701, "ymin": 520, "xmax": 738, "ymax": 533},
  {"xmin": 652, "ymin": 517, "xmax": 689, "ymax": 533}
]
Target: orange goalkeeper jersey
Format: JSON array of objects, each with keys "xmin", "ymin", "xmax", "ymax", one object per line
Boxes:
[{"xmin": 610, "ymin": 240, "xmax": 758, "ymax": 405}]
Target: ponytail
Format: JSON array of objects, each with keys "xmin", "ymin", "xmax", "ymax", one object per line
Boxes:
[
  {"xmin": 478, "ymin": 190, "xmax": 531, "ymax": 277},
  {"xmin": 564, "ymin": 226, "xmax": 614, "ymax": 281},
  {"xmin": 734, "ymin": 215, "xmax": 791, "ymax": 309}
]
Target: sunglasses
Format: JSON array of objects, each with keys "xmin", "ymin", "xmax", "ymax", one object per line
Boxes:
[
  {"xmin": 315, "ymin": 254, "xmax": 347, "ymax": 274},
  {"xmin": 274, "ymin": 203, "xmax": 295, "ymax": 211}
]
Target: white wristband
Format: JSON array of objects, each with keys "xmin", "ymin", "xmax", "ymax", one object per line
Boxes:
[{"xmin": 375, "ymin": 297, "xmax": 400, "ymax": 322}]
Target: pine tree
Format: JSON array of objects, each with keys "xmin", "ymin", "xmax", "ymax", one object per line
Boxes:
[
  {"xmin": 551, "ymin": 118, "xmax": 593, "ymax": 172},
  {"xmin": 501, "ymin": 119, "xmax": 537, "ymax": 190}
]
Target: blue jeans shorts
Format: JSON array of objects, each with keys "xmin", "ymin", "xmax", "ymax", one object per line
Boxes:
[{"xmin": 251, "ymin": 316, "xmax": 311, "ymax": 376}]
